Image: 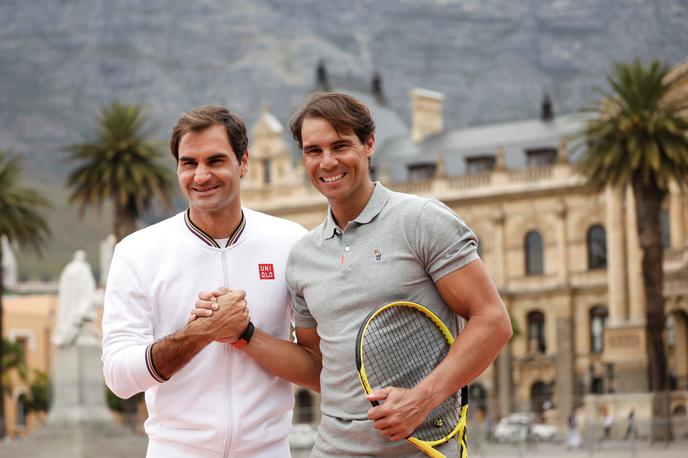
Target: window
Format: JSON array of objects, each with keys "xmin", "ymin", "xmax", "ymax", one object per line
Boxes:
[
  {"xmin": 527, "ymin": 311, "xmax": 546, "ymax": 353},
  {"xmin": 407, "ymin": 162, "xmax": 436, "ymax": 181},
  {"xmin": 295, "ymin": 389, "xmax": 314, "ymax": 423},
  {"xmin": 16, "ymin": 394, "xmax": 27, "ymax": 429},
  {"xmin": 15, "ymin": 336, "xmax": 28, "ymax": 366},
  {"xmin": 526, "ymin": 147, "xmax": 557, "ymax": 166},
  {"xmin": 661, "ymin": 209, "xmax": 671, "ymax": 248},
  {"xmin": 666, "ymin": 314, "xmax": 676, "ymax": 348},
  {"xmin": 587, "ymin": 225, "xmax": 607, "ymax": 269},
  {"xmin": 465, "ymin": 155, "xmax": 495, "ymax": 174},
  {"xmin": 525, "ymin": 231, "xmax": 543, "ymax": 275},
  {"xmin": 263, "ymin": 159, "xmax": 272, "ymax": 184},
  {"xmin": 589, "ymin": 306, "xmax": 608, "ymax": 353}
]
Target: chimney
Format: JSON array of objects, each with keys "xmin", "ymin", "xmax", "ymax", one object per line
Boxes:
[
  {"xmin": 410, "ymin": 88, "xmax": 445, "ymax": 143},
  {"xmin": 541, "ymin": 93, "xmax": 553, "ymax": 121},
  {"xmin": 315, "ymin": 60, "xmax": 330, "ymax": 92},
  {"xmin": 372, "ymin": 71, "xmax": 385, "ymax": 104}
]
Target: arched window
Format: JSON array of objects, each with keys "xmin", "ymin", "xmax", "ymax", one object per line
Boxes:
[
  {"xmin": 527, "ymin": 311, "xmax": 546, "ymax": 353},
  {"xmin": 16, "ymin": 394, "xmax": 27, "ymax": 429},
  {"xmin": 530, "ymin": 380, "xmax": 553, "ymax": 414},
  {"xmin": 587, "ymin": 225, "xmax": 607, "ymax": 269},
  {"xmin": 469, "ymin": 383, "xmax": 487, "ymax": 413},
  {"xmin": 525, "ymin": 231, "xmax": 543, "ymax": 275},
  {"xmin": 589, "ymin": 306, "xmax": 608, "ymax": 353}
]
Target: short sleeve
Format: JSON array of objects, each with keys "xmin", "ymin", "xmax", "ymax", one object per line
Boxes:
[
  {"xmin": 286, "ymin": 246, "xmax": 317, "ymax": 329},
  {"xmin": 414, "ymin": 199, "xmax": 480, "ymax": 282}
]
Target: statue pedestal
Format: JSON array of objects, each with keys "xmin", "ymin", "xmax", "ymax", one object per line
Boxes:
[{"xmin": 48, "ymin": 330, "xmax": 112, "ymax": 424}]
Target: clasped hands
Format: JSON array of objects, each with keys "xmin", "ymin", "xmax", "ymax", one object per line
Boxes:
[{"xmin": 188, "ymin": 287, "xmax": 249, "ymax": 345}]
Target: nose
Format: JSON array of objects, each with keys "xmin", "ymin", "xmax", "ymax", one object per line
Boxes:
[
  {"xmin": 194, "ymin": 165, "xmax": 211, "ymax": 184},
  {"xmin": 321, "ymin": 149, "xmax": 338, "ymax": 169}
]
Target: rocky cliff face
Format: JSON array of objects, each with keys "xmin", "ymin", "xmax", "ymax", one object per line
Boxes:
[{"xmin": 1, "ymin": 0, "xmax": 686, "ymax": 181}]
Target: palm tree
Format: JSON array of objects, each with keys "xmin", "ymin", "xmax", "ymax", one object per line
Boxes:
[
  {"xmin": 0, "ymin": 151, "xmax": 51, "ymax": 438},
  {"xmin": 577, "ymin": 59, "xmax": 688, "ymax": 441},
  {"xmin": 66, "ymin": 102, "xmax": 175, "ymax": 241}
]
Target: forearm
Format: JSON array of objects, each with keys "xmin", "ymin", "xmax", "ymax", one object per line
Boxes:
[
  {"xmin": 151, "ymin": 322, "xmax": 214, "ymax": 380},
  {"xmin": 418, "ymin": 306, "xmax": 511, "ymax": 409},
  {"xmin": 242, "ymin": 328, "xmax": 322, "ymax": 392}
]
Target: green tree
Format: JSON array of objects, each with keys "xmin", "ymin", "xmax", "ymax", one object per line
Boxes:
[
  {"xmin": 576, "ymin": 59, "xmax": 688, "ymax": 441},
  {"xmin": 66, "ymin": 102, "xmax": 175, "ymax": 241},
  {"xmin": 0, "ymin": 152, "xmax": 51, "ymax": 438}
]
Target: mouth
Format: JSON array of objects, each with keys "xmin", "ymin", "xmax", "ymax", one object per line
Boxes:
[
  {"xmin": 320, "ymin": 173, "xmax": 346, "ymax": 183},
  {"xmin": 192, "ymin": 184, "xmax": 220, "ymax": 195}
]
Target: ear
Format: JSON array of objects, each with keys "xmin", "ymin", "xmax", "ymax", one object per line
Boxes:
[
  {"xmin": 365, "ymin": 133, "xmax": 375, "ymax": 159},
  {"xmin": 240, "ymin": 149, "xmax": 249, "ymax": 177}
]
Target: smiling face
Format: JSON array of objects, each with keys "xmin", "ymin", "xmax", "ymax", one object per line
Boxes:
[
  {"xmin": 301, "ymin": 116, "xmax": 375, "ymax": 225},
  {"xmin": 177, "ymin": 123, "xmax": 247, "ymax": 222}
]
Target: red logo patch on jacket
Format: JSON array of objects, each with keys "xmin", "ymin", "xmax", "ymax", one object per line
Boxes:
[{"xmin": 258, "ymin": 264, "xmax": 275, "ymax": 280}]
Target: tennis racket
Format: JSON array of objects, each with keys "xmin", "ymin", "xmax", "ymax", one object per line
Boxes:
[{"xmin": 355, "ymin": 301, "xmax": 468, "ymax": 458}]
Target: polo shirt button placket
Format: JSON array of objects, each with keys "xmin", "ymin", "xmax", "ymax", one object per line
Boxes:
[{"xmin": 340, "ymin": 233, "xmax": 352, "ymax": 272}]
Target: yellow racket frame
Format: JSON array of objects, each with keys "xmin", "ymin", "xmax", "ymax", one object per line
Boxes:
[{"xmin": 356, "ymin": 301, "xmax": 469, "ymax": 458}]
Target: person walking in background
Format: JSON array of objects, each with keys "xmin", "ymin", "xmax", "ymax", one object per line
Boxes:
[
  {"xmin": 603, "ymin": 408, "xmax": 614, "ymax": 440},
  {"xmin": 566, "ymin": 410, "xmax": 583, "ymax": 449},
  {"xmin": 624, "ymin": 409, "xmax": 638, "ymax": 440}
]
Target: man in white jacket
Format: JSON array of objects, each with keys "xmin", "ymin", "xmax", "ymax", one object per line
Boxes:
[{"xmin": 101, "ymin": 106, "xmax": 308, "ymax": 457}]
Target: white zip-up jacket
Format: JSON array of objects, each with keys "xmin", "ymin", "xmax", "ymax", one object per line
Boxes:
[{"xmin": 102, "ymin": 209, "xmax": 306, "ymax": 457}]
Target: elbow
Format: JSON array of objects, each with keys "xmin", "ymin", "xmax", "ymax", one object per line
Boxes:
[
  {"xmin": 498, "ymin": 306, "xmax": 513, "ymax": 346},
  {"xmin": 487, "ymin": 303, "xmax": 512, "ymax": 349},
  {"xmin": 102, "ymin": 359, "xmax": 142, "ymax": 400}
]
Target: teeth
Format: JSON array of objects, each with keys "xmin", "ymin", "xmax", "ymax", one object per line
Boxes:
[{"xmin": 322, "ymin": 174, "xmax": 344, "ymax": 183}]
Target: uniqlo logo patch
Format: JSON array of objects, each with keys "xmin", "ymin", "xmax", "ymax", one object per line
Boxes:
[{"xmin": 258, "ymin": 264, "xmax": 275, "ymax": 280}]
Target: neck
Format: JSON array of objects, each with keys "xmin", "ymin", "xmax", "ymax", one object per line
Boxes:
[
  {"xmin": 189, "ymin": 204, "xmax": 242, "ymax": 239},
  {"xmin": 330, "ymin": 180, "xmax": 375, "ymax": 228}
]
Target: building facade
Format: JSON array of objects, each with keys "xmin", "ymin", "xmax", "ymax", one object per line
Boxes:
[{"xmin": 242, "ymin": 62, "xmax": 688, "ymax": 434}]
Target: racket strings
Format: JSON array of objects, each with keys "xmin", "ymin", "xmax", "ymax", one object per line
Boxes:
[{"xmin": 361, "ymin": 306, "xmax": 462, "ymax": 442}]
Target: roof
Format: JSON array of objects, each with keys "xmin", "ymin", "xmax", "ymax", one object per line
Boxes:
[{"xmin": 376, "ymin": 113, "xmax": 587, "ymax": 182}]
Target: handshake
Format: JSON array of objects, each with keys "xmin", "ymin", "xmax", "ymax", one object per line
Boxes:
[{"xmin": 188, "ymin": 287, "xmax": 250, "ymax": 345}]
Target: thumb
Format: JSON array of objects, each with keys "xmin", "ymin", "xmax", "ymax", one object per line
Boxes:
[{"xmin": 367, "ymin": 386, "xmax": 393, "ymax": 402}]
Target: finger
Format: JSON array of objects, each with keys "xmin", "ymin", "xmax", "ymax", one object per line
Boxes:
[
  {"xmin": 193, "ymin": 307, "xmax": 213, "ymax": 317},
  {"xmin": 367, "ymin": 386, "xmax": 392, "ymax": 402},
  {"xmin": 198, "ymin": 290, "xmax": 217, "ymax": 301},
  {"xmin": 212, "ymin": 287, "xmax": 230, "ymax": 296},
  {"xmin": 187, "ymin": 313, "xmax": 197, "ymax": 324},
  {"xmin": 195, "ymin": 299, "xmax": 219, "ymax": 311}
]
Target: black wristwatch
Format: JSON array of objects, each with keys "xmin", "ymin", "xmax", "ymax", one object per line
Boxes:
[{"xmin": 231, "ymin": 321, "xmax": 255, "ymax": 349}]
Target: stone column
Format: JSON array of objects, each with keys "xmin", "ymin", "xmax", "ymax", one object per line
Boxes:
[
  {"xmin": 554, "ymin": 316, "xmax": 576, "ymax": 421},
  {"xmin": 669, "ymin": 180, "xmax": 685, "ymax": 250},
  {"xmin": 625, "ymin": 186, "xmax": 646, "ymax": 323},
  {"xmin": 605, "ymin": 186, "xmax": 628, "ymax": 323},
  {"xmin": 555, "ymin": 200, "xmax": 568, "ymax": 285}
]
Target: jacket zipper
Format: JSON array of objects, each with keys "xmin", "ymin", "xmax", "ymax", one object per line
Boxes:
[{"xmin": 220, "ymin": 249, "xmax": 232, "ymax": 457}]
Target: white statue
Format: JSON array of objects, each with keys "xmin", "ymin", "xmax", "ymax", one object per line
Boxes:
[
  {"xmin": 99, "ymin": 234, "xmax": 116, "ymax": 287},
  {"xmin": 1, "ymin": 235, "xmax": 18, "ymax": 289},
  {"xmin": 52, "ymin": 250, "xmax": 98, "ymax": 347}
]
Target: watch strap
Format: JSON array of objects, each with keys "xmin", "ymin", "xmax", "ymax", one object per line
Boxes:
[{"xmin": 231, "ymin": 321, "xmax": 254, "ymax": 349}]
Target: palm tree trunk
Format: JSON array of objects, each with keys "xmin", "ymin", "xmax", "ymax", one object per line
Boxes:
[
  {"xmin": 0, "ymin": 247, "xmax": 6, "ymax": 439},
  {"xmin": 631, "ymin": 174, "xmax": 673, "ymax": 442},
  {"xmin": 114, "ymin": 204, "xmax": 137, "ymax": 242}
]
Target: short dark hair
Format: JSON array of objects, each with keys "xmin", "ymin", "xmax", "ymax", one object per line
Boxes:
[
  {"xmin": 288, "ymin": 92, "xmax": 375, "ymax": 149},
  {"xmin": 170, "ymin": 106, "xmax": 248, "ymax": 162}
]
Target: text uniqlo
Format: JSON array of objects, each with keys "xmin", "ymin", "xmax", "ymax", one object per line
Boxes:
[{"xmin": 259, "ymin": 264, "xmax": 275, "ymax": 280}]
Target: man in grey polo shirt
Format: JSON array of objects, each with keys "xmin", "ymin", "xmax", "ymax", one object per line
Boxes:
[{"xmin": 194, "ymin": 93, "xmax": 511, "ymax": 457}]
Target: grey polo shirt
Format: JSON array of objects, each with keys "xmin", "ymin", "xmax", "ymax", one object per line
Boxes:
[{"xmin": 286, "ymin": 183, "xmax": 479, "ymax": 457}]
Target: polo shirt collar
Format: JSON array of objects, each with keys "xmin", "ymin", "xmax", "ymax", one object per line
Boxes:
[
  {"xmin": 322, "ymin": 182, "xmax": 390, "ymax": 240},
  {"xmin": 184, "ymin": 209, "xmax": 245, "ymax": 248}
]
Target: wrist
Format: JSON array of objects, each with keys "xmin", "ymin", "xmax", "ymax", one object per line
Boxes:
[{"xmin": 231, "ymin": 321, "xmax": 254, "ymax": 349}]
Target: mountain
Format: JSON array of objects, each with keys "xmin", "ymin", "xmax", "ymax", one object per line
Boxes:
[{"xmin": 1, "ymin": 0, "xmax": 687, "ymax": 279}]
